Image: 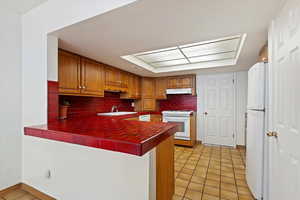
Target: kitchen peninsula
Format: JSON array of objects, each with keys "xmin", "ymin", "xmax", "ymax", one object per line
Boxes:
[{"xmin": 24, "ymin": 113, "xmax": 178, "ymax": 200}]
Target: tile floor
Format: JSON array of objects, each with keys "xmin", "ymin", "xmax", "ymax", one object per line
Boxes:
[
  {"xmin": 0, "ymin": 189, "xmax": 40, "ymax": 200},
  {"xmin": 173, "ymin": 143, "xmax": 254, "ymax": 200}
]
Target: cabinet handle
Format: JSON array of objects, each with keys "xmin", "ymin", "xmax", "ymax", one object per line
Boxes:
[
  {"xmin": 82, "ymin": 86, "xmax": 86, "ymax": 89},
  {"xmin": 79, "ymin": 86, "xmax": 82, "ymax": 89}
]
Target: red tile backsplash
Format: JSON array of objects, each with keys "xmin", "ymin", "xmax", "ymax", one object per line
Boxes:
[
  {"xmin": 48, "ymin": 81, "xmax": 59, "ymax": 122},
  {"xmin": 158, "ymin": 94, "xmax": 197, "ymax": 112},
  {"xmin": 60, "ymin": 92, "xmax": 134, "ymax": 118}
]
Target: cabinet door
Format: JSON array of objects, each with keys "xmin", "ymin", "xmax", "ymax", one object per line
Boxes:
[
  {"xmin": 81, "ymin": 58, "xmax": 104, "ymax": 97},
  {"xmin": 143, "ymin": 98, "xmax": 156, "ymax": 111},
  {"xmin": 104, "ymin": 66, "xmax": 121, "ymax": 91},
  {"xmin": 120, "ymin": 73, "xmax": 134, "ymax": 99},
  {"xmin": 167, "ymin": 77, "xmax": 178, "ymax": 89},
  {"xmin": 58, "ymin": 50, "xmax": 81, "ymax": 94},
  {"xmin": 120, "ymin": 71, "xmax": 129, "ymax": 92},
  {"xmin": 142, "ymin": 78, "xmax": 155, "ymax": 98},
  {"xmin": 155, "ymin": 78, "xmax": 167, "ymax": 99},
  {"xmin": 180, "ymin": 76, "xmax": 193, "ymax": 88},
  {"xmin": 134, "ymin": 76, "xmax": 141, "ymax": 99}
]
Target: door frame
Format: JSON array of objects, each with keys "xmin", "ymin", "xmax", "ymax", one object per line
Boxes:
[{"xmin": 197, "ymin": 72, "xmax": 237, "ymax": 147}]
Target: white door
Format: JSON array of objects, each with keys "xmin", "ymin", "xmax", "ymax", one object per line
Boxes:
[
  {"xmin": 203, "ymin": 73, "xmax": 235, "ymax": 146},
  {"xmin": 268, "ymin": 0, "xmax": 300, "ymax": 199}
]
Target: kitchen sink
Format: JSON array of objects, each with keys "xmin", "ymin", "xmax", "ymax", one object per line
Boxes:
[{"xmin": 97, "ymin": 112, "xmax": 137, "ymax": 116}]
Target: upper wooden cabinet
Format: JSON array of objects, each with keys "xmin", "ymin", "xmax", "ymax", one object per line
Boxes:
[
  {"xmin": 167, "ymin": 75, "xmax": 196, "ymax": 95},
  {"xmin": 142, "ymin": 77, "xmax": 155, "ymax": 98},
  {"xmin": 104, "ymin": 66, "xmax": 122, "ymax": 91},
  {"xmin": 104, "ymin": 66, "xmax": 128, "ymax": 92},
  {"xmin": 120, "ymin": 73, "xmax": 141, "ymax": 99},
  {"xmin": 155, "ymin": 78, "xmax": 167, "ymax": 100},
  {"xmin": 58, "ymin": 50, "xmax": 81, "ymax": 94},
  {"xmin": 81, "ymin": 58, "xmax": 105, "ymax": 96},
  {"xmin": 58, "ymin": 50, "xmax": 105, "ymax": 97}
]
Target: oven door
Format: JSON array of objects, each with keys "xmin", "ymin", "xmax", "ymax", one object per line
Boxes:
[{"xmin": 163, "ymin": 116, "xmax": 190, "ymax": 140}]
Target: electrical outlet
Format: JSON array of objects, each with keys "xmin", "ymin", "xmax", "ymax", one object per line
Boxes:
[{"xmin": 131, "ymin": 102, "xmax": 135, "ymax": 107}]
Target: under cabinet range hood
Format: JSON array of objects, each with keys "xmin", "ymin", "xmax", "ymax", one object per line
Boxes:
[{"xmin": 166, "ymin": 88, "xmax": 192, "ymax": 94}]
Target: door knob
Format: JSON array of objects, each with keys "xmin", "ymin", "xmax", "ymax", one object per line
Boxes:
[
  {"xmin": 204, "ymin": 112, "xmax": 208, "ymax": 115},
  {"xmin": 266, "ymin": 132, "xmax": 278, "ymax": 138}
]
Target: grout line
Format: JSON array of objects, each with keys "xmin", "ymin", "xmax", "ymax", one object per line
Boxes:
[
  {"xmin": 181, "ymin": 145, "xmax": 205, "ymax": 199},
  {"xmin": 200, "ymin": 145, "xmax": 213, "ymax": 200},
  {"xmin": 230, "ymin": 148, "xmax": 240, "ymax": 200}
]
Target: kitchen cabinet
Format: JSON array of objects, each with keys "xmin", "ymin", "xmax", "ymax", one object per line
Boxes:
[
  {"xmin": 104, "ymin": 66, "xmax": 122, "ymax": 92},
  {"xmin": 58, "ymin": 50, "xmax": 104, "ymax": 97},
  {"xmin": 167, "ymin": 75, "xmax": 196, "ymax": 95},
  {"xmin": 81, "ymin": 58, "xmax": 105, "ymax": 96},
  {"xmin": 142, "ymin": 77, "xmax": 155, "ymax": 98},
  {"xmin": 120, "ymin": 73, "xmax": 141, "ymax": 99},
  {"xmin": 58, "ymin": 50, "xmax": 81, "ymax": 94},
  {"xmin": 135, "ymin": 77, "xmax": 156, "ymax": 111},
  {"xmin": 104, "ymin": 66, "xmax": 129, "ymax": 92},
  {"xmin": 155, "ymin": 78, "xmax": 167, "ymax": 99}
]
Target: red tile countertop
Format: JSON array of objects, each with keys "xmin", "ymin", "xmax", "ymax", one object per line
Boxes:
[{"xmin": 24, "ymin": 114, "xmax": 177, "ymax": 156}]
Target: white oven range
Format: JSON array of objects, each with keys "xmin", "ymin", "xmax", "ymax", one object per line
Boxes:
[{"xmin": 162, "ymin": 111, "xmax": 193, "ymax": 140}]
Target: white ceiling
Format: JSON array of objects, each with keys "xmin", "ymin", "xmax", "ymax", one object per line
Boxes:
[
  {"xmin": 4, "ymin": 0, "xmax": 47, "ymax": 14},
  {"xmin": 53, "ymin": 0, "xmax": 284, "ymax": 77}
]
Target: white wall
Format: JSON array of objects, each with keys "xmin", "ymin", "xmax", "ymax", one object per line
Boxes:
[
  {"xmin": 23, "ymin": 136, "xmax": 150, "ymax": 200},
  {"xmin": 0, "ymin": 10, "xmax": 22, "ymax": 190},
  {"xmin": 47, "ymin": 35, "xmax": 58, "ymax": 81},
  {"xmin": 235, "ymin": 71, "xmax": 248, "ymax": 145},
  {"xmin": 196, "ymin": 71, "xmax": 248, "ymax": 146},
  {"xmin": 22, "ymin": 0, "xmax": 148, "ymax": 198}
]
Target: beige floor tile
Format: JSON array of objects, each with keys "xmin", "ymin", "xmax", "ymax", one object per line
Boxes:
[
  {"xmin": 176, "ymin": 178, "xmax": 190, "ymax": 188},
  {"xmin": 202, "ymin": 193, "xmax": 220, "ymax": 200},
  {"xmin": 178, "ymin": 173, "xmax": 192, "ymax": 181},
  {"xmin": 238, "ymin": 194, "xmax": 255, "ymax": 200},
  {"xmin": 2, "ymin": 189, "xmax": 27, "ymax": 200},
  {"xmin": 205, "ymin": 179, "xmax": 220, "ymax": 188},
  {"xmin": 181, "ymin": 168, "xmax": 194, "ymax": 175},
  {"xmin": 237, "ymin": 186, "xmax": 252, "ymax": 196},
  {"xmin": 203, "ymin": 186, "xmax": 220, "ymax": 197},
  {"xmin": 221, "ymin": 176, "xmax": 235, "ymax": 184},
  {"xmin": 185, "ymin": 189, "xmax": 202, "ymax": 200},
  {"xmin": 16, "ymin": 194, "xmax": 36, "ymax": 200},
  {"xmin": 175, "ymin": 186, "xmax": 187, "ymax": 196},
  {"xmin": 188, "ymin": 182, "xmax": 203, "ymax": 192},
  {"xmin": 235, "ymin": 179, "xmax": 248, "ymax": 187},
  {"xmin": 220, "ymin": 190, "xmax": 238, "ymax": 200},
  {"xmin": 191, "ymin": 175, "xmax": 206, "ymax": 184},
  {"xmin": 220, "ymin": 171, "xmax": 235, "ymax": 178},
  {"xmin": 206, "ymin": 173, "xmax": 220, "ymax": 181},
  {"xmin": 173, "ymin": 194, "xmax": 183, "ymax": 200},
  {"xmin": 220, "ymin": 182, "xmax": 237, "ymax": 191}
]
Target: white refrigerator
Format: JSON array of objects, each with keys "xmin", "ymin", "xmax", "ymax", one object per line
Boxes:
[{"xmin": 246, "ymin": 62, "xmax": 268, "ymax": 200}]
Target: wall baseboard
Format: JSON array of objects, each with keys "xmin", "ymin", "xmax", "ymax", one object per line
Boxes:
[{"xmin": 0, "ymin": 183, "xmax": 55, "ymax": 200}]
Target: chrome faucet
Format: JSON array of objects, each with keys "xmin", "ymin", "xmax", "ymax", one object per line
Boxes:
[{"xmin": 111, "ymin": 105, "xmax": 118, "ymax": 112}]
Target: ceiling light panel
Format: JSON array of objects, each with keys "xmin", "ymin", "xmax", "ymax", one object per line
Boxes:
[
  {"xmin": 188, "ymin": 52, "xmax": 236, "ymax": 63},
  {"xmin": 180, "ymin": 38, "xmax": 240, "ymax": 57},
  {"xmin": 136, "ymin": 49, "xmax": 185, "ymax": 63},
  {"xmin": 121, "ymin": 34, "xmax": 247, "ymax": 73},
  {"xmin": 151, "ymin": 58, "xmax": 189, "ymax": 67}
]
